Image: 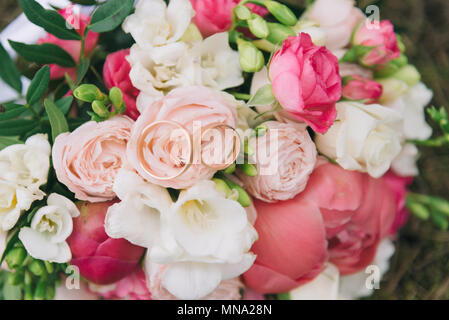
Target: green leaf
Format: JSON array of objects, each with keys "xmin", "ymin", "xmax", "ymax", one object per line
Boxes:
[
  {"xmin": 9, "ymin": 40, "xmax": 76, "ymax": 68},
  {"xmin": 89, "ymin": 0, "xmax": 134, "ymax": 33},
  {"xmin": 0, "ymin": 119, "xmax": 37, "ymax": 136},
  {"xmin": 71, "ymin": 0, "xmax": 98, "ymax": 5},
  {"xmin": 19, "ymin": 0, "xmax": 81, "ymax": 40},
  {"xmin": 0, "ymin": 230, "xmax": 19, "ymax": 265},
  {"xmin": 0, "ymin": 136, "xmax": 23, "ymax": 150},
  {"xmin": 248, "ymin": 84, "xmax": 276, "ymax": 107},
  {"xmin": 0, "ymin": 43, "xmax": 22, "ymax": 93},
  {"xmin": 0, "ymin": 104, "xmax": 27, "ymax": 121},
  {"xmin": 44, "ymin": 99, "xmax": 69, "ymax": 142},
  {"xmin": 75, "ymin": 57, "xmax": 90, "ymax": 86},
  {"xmin": 26, "ymin": 65, "xmax": 50, "ymax": 106},
  {"xmin": 55, "ymin": 96, "xmax": 73, "ymax": 115}
]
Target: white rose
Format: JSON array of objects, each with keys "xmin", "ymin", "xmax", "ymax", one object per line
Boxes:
[
  {"xmin": 0, "ymin": 134, "xmax": 50, "ymax": 231},
  {"xmin": 105, "ymin": 169, "xmax": 257, "ymax": 300},
  {"xmin": 386, "ymin": 82, "xmax": 433, "ymax": 140},
  {"xmin": 122, "ymin": 0, "xmax": 194, "ymax": 53},
  {"xmin": 315, "ymin": 102, "xmax": 403, "ymax": 178},
  {"xmin": 18, "ymin": 193, "xmax": 79, "ymax": 263}
]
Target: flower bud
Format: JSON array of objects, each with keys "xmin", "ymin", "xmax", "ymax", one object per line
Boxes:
[
  {"xmin": 431, "ymin": 211, "xmax": 449, "ymax": 230},
  {"xmin": 225, "ymin": 179, "xmax": 251, "ymax": 207},
  {"xmin": 248, "ymin": 14, "xmax": 269, "ymax": 38},
  {"xmin": 240, "ymin": 163, "xmax": 258, "ymax": 177},
  {"xmin": 254, "ymin": 124, "xmax": 268, "ymax": 137},
  {"xmin": 24, "ymin": 284, "xmax": 33, "ymax": 300},
  {"xmin": 24, "ymin": 270, "xmax": 32, "ymax": 286},
  {"xmin": 180, "ymin": 23, "xmax": 203, "ymax": 43},
  {"xmin": 266, "ymin": 22, "xmax": 295, "ymax": 45},
  {"xmin": 392, "ymin": 65, "xmax": 421, "ymax": 87},
  {"xmin": 407, "ymin": 201, "xmax": 430, "ymax": 220},
  {"xmin": 44, "ymin": 261, "xmax": 54, "ymax": 274},
  {"xmin": 34, "ymin": 279, "xmax": 46, "ymax": 300},
  {"xmin": 28, "ymin": 260, "xmax": 46, "ymax": 277},
  {"xmin": 6, "ymin": 247, "xmax": 26, "ymax": 269},
  {"xmin": 74, "ymin": 84, "xmax": 107, "ymax": 103},
  {"xmin": 212, "ymin": 178, "xmax": 233, "ymax": 197},
  {"xmin": 253, "ymin": 39, "xmax": 276, "ymax": 52},
  {"xmin": 8, "ymin": 271, "xmax": 23, "ymax": 286},
  {"xmin": 223, "ymin": 162, "xmax": 236, "ymax": 174},
  {"xmin": 377, "ymin": 78, "xmax": 408, "ymax": 104},
  {"xmin": 237, "ymin": 39, "xmax": 265, "ymax": 73},
  {"xmin": 92, "ymin": 100, "xmax": 110, "ymax": 118},
  {"xmin": 235, "ymin": 5, "xmax": 252, "ymax": 20},
  {"xmin": 265, "ymin": 1, "xmax": 298, "ymax": 26},
  {"xmin": 109, "ymin": 87, "xmax": 126, "ymax": 114}
]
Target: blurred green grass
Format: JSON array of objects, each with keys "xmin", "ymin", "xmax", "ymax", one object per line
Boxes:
[{"xmin": 1, "ymin": 0, "xmax": 448, "ymax": 300}]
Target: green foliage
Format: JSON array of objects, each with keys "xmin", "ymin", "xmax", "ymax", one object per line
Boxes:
[
  {"xmin": 9, "ymin": 40, "xmax": 76, "ymax": 67},
  {"xmin": 89, "ymin": 0, "xmax": 134, "ymax": 33},
  {"xmin": 0, "ymin": 42, "xmax": 22, "ymax": 93}
]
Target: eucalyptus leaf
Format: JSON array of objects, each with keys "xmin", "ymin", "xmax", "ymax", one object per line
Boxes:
[
  {"xmin": 26, "ymin": 65, "xmax": 50, "ymax": 106},
  {"xmin": 89, "ymin": 0, "xmax": 134, "ymax": 33},
  {"xmin": 0, "ymin": 43, "xmax": 22, "ymax": 93},
  {"xmin": 44, "ymin": 99, "xmax": 69, "ymax": 142},
  {"xmin": 9, "ymin": 40, "xmax": 76, "ymax": 68},
  {"xmin": 248, "ymin": 84, "xmax": 276, "ymax": 107}
]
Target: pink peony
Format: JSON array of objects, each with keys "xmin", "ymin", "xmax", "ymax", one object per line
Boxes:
[
  {"xmin": 353, "ymin": 20, "xmax": 401, "ymax": 68},
  {"xmin": 237, "ymin": 121, "xmax": 317, "ymax": 203},
  {"xmin": 94, "ymin": 269, "xmax": 151, "ymax": 300},
  {"xmin": 127, "ymin": 86, "xmax": 237, "ymax": 189},
  {"xmin": 243, "ymin": 199, "xmax": 327, "ymax": 294},
  {"xmin": 52, "ymin": 116, "xmax": 133, "ymax": 202},
  {"xmin": 342, "ymin": 75, "xmax": 383, "ymax": 104},
  {"xmin": 67, "ymin": 201, "xmax": 145, "ymax": 285},
  {"xmin": 297, "ymin": 161, "xmax": 396, "ymax": 275},
  {"xmin": 383, "ymin": 171, "xmax": 413, "ymax": 235},
  {"xmin": 38, "ymin": 6, "xmax": 99, "ymax": 80},
  {"xmin": 269, "ymin": 33, "xmax": 342, "ymax": 134},
  {"xmin": 190, "ymin": 0, "xmax": 268, "ymax": 37},
  {"xmin": 103, "ymin": 49, "xmax": 140, "ymax": 120}
]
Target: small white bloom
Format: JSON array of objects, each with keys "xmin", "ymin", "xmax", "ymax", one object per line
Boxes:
[
  {"xmin": 392, "ymin": 143, "xmax": 420, "ymax": 177},
  {"xmin": 289, "ymin": 263, "xmax": 340, "ymax": 300},
  {"xmin": 316, "ymin": 102, "xmax": 403, "ymax": 178},
  {"xmin": 18, "ymin": 193, "xmax": 79, "ymax": 263},
  {"xmin": 123, "ymin": 0, "xmax": 194, "ymax": 52}
]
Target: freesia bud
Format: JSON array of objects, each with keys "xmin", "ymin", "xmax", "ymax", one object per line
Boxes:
[
  {"xmin": 240, "ymin": 163, "xmax": 258, "ymax": 177},
  {"xmin": 92, "ymin": 100, "xmax": 110, "ymax": 118},
  {"xmin": 235, "ymin": 5, "xmax": 252, "ymax": 20},
  {"xmin": 407, "ymin": 201, "xmax": 430, "ymax": 220},
  {"xmin": 109, "ymin": 87, "xmax": 126, "ymax": 114},
  {"xmin": 237, "ymin": 38, "xmax": 265, "ymax": 73},
  {"xmin": 225, "ymin": 179, "xmax": 251, "ymax": 207},
  {"xmin": 266, "ymin": 22, "xmax": 295, "ymax": 45},
  {"xmin": 212, "ymin": 178, "xmax": 233, "ymax": 197},
  {"xmin": 29, "ymin": 260, "xmax": 46, "ymax": 277},
  {"xmin": 223, "ymin": 162, "xmax": 236, "ymax": 174},
  {"xmin": 44, "ymin": 261, "xmax": 54, "ymax": 274},
  {"xmin": 74, "ymin": 84, "xmax": 107, "ymax": 103},
  {"xmin": 265, "ymin": 0, "xmax": 298, "ymax": 26},
  {"xmin": 6, "ymin": 247, "xmax": 26, "ymax": 269},
  {"xmin": 8, "ymin": 271, "xmax": 22, "ymax": 286},
  {"xmin": 377, "ymin": 78, "xmax": 408, "ymax": 104},
  {"xmin": 392, "ymin": 65, "xmax": 421, "ymax": 87},
  {"xmin": 248, "ymin": 14, "xmax": 269, "ymax": 38}
]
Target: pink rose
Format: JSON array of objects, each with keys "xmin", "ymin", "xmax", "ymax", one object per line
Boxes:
[
  {"xmin": 243, "ymin": 199, "xmax": 327, "ymax": 294},
  {"xmin": 342, "ymin": 75, "xmax": 383, "ymax": 104},
  {"xmin": 297, "ymin": 161, "xmax": 396, "ymax": 275},
  {"xmin": 237, "ymin": 121, "xmax": 317, "ymax": 203},
  {"xmin": 127, "ymin": 86, "xmax": 237, "ymax": 189},
  {"xmin": 353, "ymin": 20, "xmax": 401, "ymax": 68},
  {"xmin": 67, "ymin": 201, "xmax": 145, "ymax": 285},
  {"xmin": 103, "ymin": 49, "xmax": 140, "ymax": 121},
  {"xmin": 190, "ymin": 0, "xmax": 268, "ymax": 37},
  {"xmin": 53, "ymin": 116, "xmax": 133, "ymax": 202},
  {"xmin": 94, "ymin": 269, "xmax": 151, "ymax": 300},
  {"xmin": 383, "ymin": 171, "xmax": 413, "ymax": 235},
  {"xmin": 269, "ymin": 33, "xmax": 342, "ymax": 134},
  {"xmin": 38, "ymin": 6, "xmax": 99, "ymax": 80},
  {"xmin": 148, "ymin": 263, "xmax": 243, "ymax": 300}
]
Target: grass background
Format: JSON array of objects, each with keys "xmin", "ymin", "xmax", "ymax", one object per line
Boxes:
[{"xmin": 1, "ymin": 0, "xmax": 448, "ymax": 300}]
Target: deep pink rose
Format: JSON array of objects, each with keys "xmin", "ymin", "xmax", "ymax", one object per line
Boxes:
[
  {"xmin": 94, "ymin": 269, "xmax": 151, "ymax": 300},
  {"xmin": 38, "ymin": 6, "xmax": 99, "ymax": 80},
  {"xmin": 67, "ymin": 201, "xmax": 145, "ymax": 285},
  {"xmin": 383, "ymin": 171, "xmax": 413, "ymax": 235},
  {"xmin": 243, "ymin": 199, "xmax": 327, "ymax": 294},
  {"xmin": 269, "ymin": 33, "xmax": 342, "ymax": 134},
  {"xmin": 297, "ymin": 161, "xmax": 396, "ymax": 275},
  {"xmin": 103, "ymin": 49, "xmax": 140, "ymax": 120},
  {"xmin": 353, "ymin": 20, "xmax": 401, "ymax": 68},
  {"xmin": 342, "ymin": 75, "xmax": 383, "ymax": 103},
  {"xmin": 190, "ymin": 0, "xmax": 268, "ymax": 37}
]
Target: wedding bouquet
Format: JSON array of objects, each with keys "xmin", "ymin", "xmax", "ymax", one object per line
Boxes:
[{"xmin": 0, "ymin": 0, "xmax": 448, "ymax": 301}]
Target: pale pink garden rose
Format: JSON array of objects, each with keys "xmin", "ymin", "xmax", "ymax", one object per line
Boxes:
[
  {"xmin": 269, "ymin": 33, "xmax": 342, "ymax": 134},
  {"xmin": 342, "ymin": 75, "xmax": 383, "ymax": 104},
  {"xmin": 127, "ymin": 86, "xmax": 238, "ymax": 189},
  {"xmin": 147, "ymin": 262, "xmax": 243, "ymax": 300},
  {"xmin": 38, "ymin": 6, "xmax": 99, "ymax": 80},
  {"xmin": 52, "ymin": 116, "xmax": 134, "ymax": 202},
  {"xmin": 353, "ymin": 20, "xmax": 401, "ymax": 68},
  {"xmin": 237, "ymin": 121, "xmax": 317, "ymax": 203},
  {"xmin": 305, "ymin": 0, "xmax": 365, "ymax": 51}
]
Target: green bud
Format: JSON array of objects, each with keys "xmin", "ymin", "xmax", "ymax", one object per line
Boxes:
[
  {"xmin": 254, "ymin": 124, "xmax": 268, "ymax": 137},
  {"xmin": 29, "ymin": 260, "xmax": 46, "ymax": 277},
  {"xmin": 377, "ymin": 78, "xmax": 408, "ymax": 104},
  {"xmin": 44, "ymin": 261, "xmax": 54, "ymax": 274},
  {"xmin": 223, "ymin": 162, "xmax": 236, "ymax": 174},
  {"xmin": 265, "ymin": 0, "xmax": 298, "ymax": 26},
  {"xmin": 235, "ymin": 5, "xmax": 252, "ymax": 20},
  {"xmin": 73, "ymin": 84, "xmax": 107, "ymax": 103},
  {"xmin": 431, "ymin": 211, "xmax": 449, "ymax": 231},
  {"xmin": 266, "ymin": 22, "xmax": 295, "ymax": 45},
  {"xmin": 237, "ymin": 39, "xmax": 265, "ymax": 73},
  {"xmin": 212, "ymin": 178, "xmax": 233, "ymax": 197},
  {"xmin": 109, "ymin": 87, "xmax": 126, "ymax": 114},
  {"xmin": 393, "ymin": 65, "xmax": 421, "ymax": 87},
  {"xmin": 6, "ymin": 247, "xmax": 27, "ymax": 269},
  {"xmin": 429, "ymin": 197, "xmax": 449, "ymax": 216},
  {"xmin": 8, "ymin": 271, "xmax": 23, "ymax": 286},
  {"xmin": 24, "ymin": 284, "xmax": 33, "ymax": 300},
  {"xmin": 225, "ymin": 180, "xmax": 251, "ymax": 207},
  {"xmin": 248, "ymin": 14, "xmax": 269, "ymax": 38},
  {"xmin": 240, "ymin": 163, "xmax": 258, "ymax": 177},
  {"xmin": 34, "ymin": 280, "xmax": 46, "ymax": 300},
  {"xmin": 253, "ymin": 39, "xmax": 276, "ymax": 52},
  {"xmin": 92, "ymin": 100, "xmax": 110, "ymax": 118},
  {"xmin": 24, "ymin": 270, "xmax": 32, "ymax": 286},
  {"xmin": 407, "ymin": 201, "xmax": 430, "ymax": 220}
]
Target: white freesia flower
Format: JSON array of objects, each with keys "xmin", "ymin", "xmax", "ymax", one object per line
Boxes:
[
  {"xmin": 18, "ymin": 194, "xmax": 79, "ymax": 263},
  {"xmin": 386, "ymin": 82, "xmax": 433, "ymax": 140},
  {"xmin": 392, "ymin": 143, "xmax": 420, "ymax": 177},
  {"xmin": 105, "ymin": 169, "xmax": 257, "ymax": 300},
  {"xmin": 315, "ymin": 102, "xmax": 403, "ymax": 178},
  {"xmin": 122, "ymin": 0, "xmax": 194, "ymax": 52},
  {"xmin": 289, "ymin": 263, "xmax": 340, "ymax": 300},
  {"xmin": 0, "ymin": 134, "xmax": 50, "ymax": 231}
]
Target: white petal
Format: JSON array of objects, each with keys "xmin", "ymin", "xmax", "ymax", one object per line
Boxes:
[
  {"xmin": 25, "ymin": 134, "xmax": 51, "ymax": 156},
  {"xmin": 290, "ymin": 263, "xmax": 340, "ymax": 300},
  {"xmin": 220, "ymin": 253, "xmax": 256, "ymax": 280},
  {"xmin": 166, "ymin": 0, "xmax": 194, "ymax": 42},
  {"xmin": 47, "ymin": 193, "xmax": 80, "ymax": 217}
]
